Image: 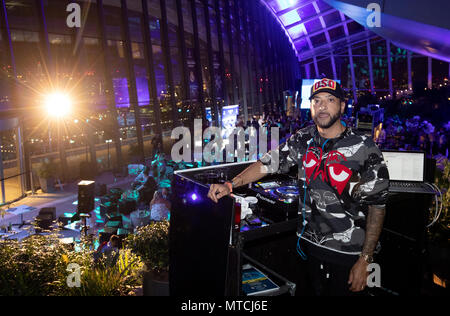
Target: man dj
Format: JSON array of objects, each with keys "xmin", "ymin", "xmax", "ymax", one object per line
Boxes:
[{"xmin": 207, "ymin": 79, "xmax": 389, "ymax": 296}]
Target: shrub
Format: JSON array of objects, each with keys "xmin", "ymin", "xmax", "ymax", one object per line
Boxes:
[
  {"xmin": 126, "ymin": 221, "xmax": 169, "ymax": 275},
  {"xmin": 62, "ymin": 248, "xmax": 144, "ymax": 296},
  {"xmin": 0, "ymin": 228, "xmax": 144, "ymax": 296},
  {"xmin": 428, "ymin": 159, "xmax": 450, "ymax": 246},
  {"xmin": 0, "ymin": 230, "xmax": 76, "ymax": 296}
]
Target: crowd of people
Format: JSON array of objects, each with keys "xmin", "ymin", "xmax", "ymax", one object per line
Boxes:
[
  {"xmin": 130, "ymin": 155, "xmax": 173, "ymax": 222},
  {"xmin": 375, "ymin": 115, "xmax": 449, "ymax": 158}
]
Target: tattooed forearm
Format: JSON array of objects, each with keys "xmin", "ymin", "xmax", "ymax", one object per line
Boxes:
[
  {"xmin": 231, "ymin": 161, "xmax": 268, "ymax": 189},
  {"xmin": 362, "ymin": 206, "xmax": 386, "ymax": 255}
]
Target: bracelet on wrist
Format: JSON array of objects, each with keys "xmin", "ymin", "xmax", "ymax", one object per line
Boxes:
[{"xmin": 224, "ymin": 181, "xmax": 233, "ymax": 193}]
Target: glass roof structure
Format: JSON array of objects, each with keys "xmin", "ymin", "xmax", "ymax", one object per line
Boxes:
[
  {"xmin": 262, "ymin": 0, "xmax": 371, "ymax": 61},
  {"xmin": 262, "ymin": 0, "xmax": 450, "ymax": 63}
]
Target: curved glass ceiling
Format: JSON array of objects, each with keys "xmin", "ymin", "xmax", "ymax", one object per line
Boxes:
[{"xmin": 262, "ymin": 0, "xmax": 373, "ymax": 61}]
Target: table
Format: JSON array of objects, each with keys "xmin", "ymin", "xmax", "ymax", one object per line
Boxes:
[
  {"xmin": 0, "ymin": 225, "xmax": 35, "ymax": 241},
  {"xmin": 0, "ymin": 205, "xmax": 39, "ymax": 227}
]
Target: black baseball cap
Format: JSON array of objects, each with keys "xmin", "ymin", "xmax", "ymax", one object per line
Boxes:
[{"xmin": 309, "ymin": 78, "xmax": 345, "ymax": 101}]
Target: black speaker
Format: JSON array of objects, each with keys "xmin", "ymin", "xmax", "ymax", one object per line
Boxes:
[
  {"xmin": 78, "ymin": 180, "xmax": 95, "ymax": 213},
  {"xmin": 384, "ymin": 192, "xmax": 432, "ymax": 242},
  {"xmin": 378, "ymin": 192, "xmax": 434, "ymax": 295},
  {"xmin": 37, "ymin": 207, "xmax": 56, "ymax": 230}
]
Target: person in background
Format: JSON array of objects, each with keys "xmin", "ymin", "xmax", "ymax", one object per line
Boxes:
[
  {"xmin": 152, "ymin": 153, "xmax": 167, "ymax": 181},
  {"xmin": 151, "ymin": 134, "xmax": 162, "ymax": 160},
  {"xmin": 98, "ymin": 235, "xmax": 120, "ymax": 254},
  {"xmin": 417, "ymin": 133, "xmax": 430, "ymax": 155},
  {"xmin": 437, "ymin": 127, "xmax": 448, "ymax": 157},
  {"xmin": 428, "ymin": 132, "xmax": 438, "ymax": 157},
  {"xmin": 150, "ymin": 188, "xmax": 171, "ymax": 221},
  {"xmin": 132, "ymin": 166, "xmax": 150, "ymax": 190},
  {"xmin": 94, "ymin": 235, "xmax": 120, "ymax": 264},
  {"xmin": 137, "ymin": 169, "xmax": 157, "ymax": 206}
]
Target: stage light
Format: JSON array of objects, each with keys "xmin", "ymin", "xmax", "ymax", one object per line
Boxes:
[
  {"xmin": 190, "ymin": 193, "xmax": 198, "ymax": 201},
  {"xmin": 45, "ymin": 92, "xmax": 72, "ymax": 118}
]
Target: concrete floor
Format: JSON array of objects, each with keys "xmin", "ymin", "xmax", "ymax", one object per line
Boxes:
[{"xmin": 0, "ymin": 171, "xmax": 136, "ymax": 229}]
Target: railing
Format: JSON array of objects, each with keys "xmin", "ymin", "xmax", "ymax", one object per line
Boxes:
[
  {"xmin": 0, "ymin": 134, "xmax": 175, "ymax": 204},
  {"xmin": 0, "ymin": 171, "xmax": 26, "ymax": 206}
]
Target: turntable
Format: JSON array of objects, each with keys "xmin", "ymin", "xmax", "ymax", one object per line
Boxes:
[
  {"xmin": 275, "ymin": 186, "xmax": 300, "ymax": 202},
  {"xmin": 249, "ymin": 180, "xmax": 300, "ymax": 222}
]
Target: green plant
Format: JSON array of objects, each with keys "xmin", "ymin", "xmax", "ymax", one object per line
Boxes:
[
  {"xmin": 37, "ymin": 160, "xmax": 59, "ymax": 179},
  {"xmin": 0, "ymin": 227, "xmax": 144, "ymax": 296},
  {"xmin": 428, "ymin": 158, "xmax": 450, "ymax": 245},
  {"xmin": 64, "ymin": 248, "xmax": 144, "ymax": 296},
  {"xmin": 0, "ymin": 229, "xmax": 81, "ymax": 296},
  {"xmin": 126, "ymin": 221, "xmax": 169, "ymax": 275}
]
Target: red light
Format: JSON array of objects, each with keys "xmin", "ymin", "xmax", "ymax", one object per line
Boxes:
[{"xmin": 234, "ymin": 203, "xmax": 241, "ymax": 228}]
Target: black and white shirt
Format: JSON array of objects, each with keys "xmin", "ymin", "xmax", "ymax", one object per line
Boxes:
[{"xmin": 260, "ymin": 124, "xmax": 390, "ymax": 257}]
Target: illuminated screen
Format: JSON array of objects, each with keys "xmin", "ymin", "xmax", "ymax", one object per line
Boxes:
[
  {"xmin": 382, "ymin": 151, "xmax": 425, "ymax": 182},
  {"xmin": 222, "ymin": 105, "xmax": 239, "ymax": 129},
  {"xmin": 257, "ymin": 182, "xmax": 279, "ymax": 189},
  {"xmin": 206, "ymin": 107, "xmax": 212, "ymax": 122},
  {"xmin": 300, "ymin": 79, "xmax": 342, "ymax": 109}
]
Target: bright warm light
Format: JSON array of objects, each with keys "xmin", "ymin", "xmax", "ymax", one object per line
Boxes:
[{"xmin": 45, "ymin": 92, "xmax": 72, "ymax": 118}]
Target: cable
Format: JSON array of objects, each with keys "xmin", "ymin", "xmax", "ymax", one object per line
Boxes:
[
  {"xmin": 296, "ymin": 180, "xmax": 308, "ymax": 260},
  {"xmin": 429, "ymin": 183, "xmax": 443, "ymax": 227},
  {"xmin": 425, "ymin": 182, "xmax": 438, "ymax": 228},
  {"xmin": 425, "ymin": 182, "xmax": 443, "ymax": 228},
  {"xmin": 297, "ymin": 139, "xmax": 313, "ymax": 260},
  {"xmin": 429, "ymin": 182, "xmax": 442, "ymax": 228},
  {"xmin": 296, "ymin": 137, "xmax": 335, "ymax": 259}
]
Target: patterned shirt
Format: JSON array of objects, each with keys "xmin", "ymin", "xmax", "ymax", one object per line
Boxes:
[{"xmin": 260, "ymin": 124, "xmax": 390, "ymax": 256}]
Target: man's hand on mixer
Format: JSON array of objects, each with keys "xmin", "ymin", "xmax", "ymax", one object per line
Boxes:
[{"xmin": 207, "ymin": 183, "xmax": 232, "ymax": 203}]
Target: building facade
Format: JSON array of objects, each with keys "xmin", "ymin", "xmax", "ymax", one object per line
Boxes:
[{"xmin": 0, "ymin": 0, "xmax": 299, "ymax": 205}]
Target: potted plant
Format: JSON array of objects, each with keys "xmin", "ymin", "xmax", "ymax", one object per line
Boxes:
[
  {"xmin": 427, "ymin": 158, "xmax": 450, "ymax": 291},
  {"xmin": 37, "ymin": 160, "xmax": 58, "ymax": 193},
  {"xmin": 126, "ymin": 220, "xmax": 170, "ymax": 296}
]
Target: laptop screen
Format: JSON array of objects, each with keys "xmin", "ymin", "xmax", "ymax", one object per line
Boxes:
[{"xmin": 382, "ymin": 151, "xmax": 425, "ymax": 182}]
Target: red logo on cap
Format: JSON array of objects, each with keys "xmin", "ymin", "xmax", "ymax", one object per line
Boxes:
[{"xmin": 313, "ymin": 79, "xmax": 337, "ymax": 93}]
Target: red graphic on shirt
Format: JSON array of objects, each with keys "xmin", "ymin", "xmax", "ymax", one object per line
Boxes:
[
  {"xmin": 302, "ymin": 148, "xmax": 352, "ymax": 195},
  {"xmin": 303, "ymin": 150, "xmax": 321, "ymax": 181}
]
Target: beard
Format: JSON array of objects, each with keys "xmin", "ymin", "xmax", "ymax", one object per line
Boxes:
[{"xmin": 312, "ymin": 110, "xmax": 342, "ymax": 129}]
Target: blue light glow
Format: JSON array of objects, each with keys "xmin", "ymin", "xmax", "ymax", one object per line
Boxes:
[
  {"xmin": 275, "ymin": 0, "xmax": 298, "ymax": 11},
  {"xmin": 280, "ymin": 10, "xmax": 301, "ymax": 26},
  {"xmin": 289, "ymin": 24, "xmax": 306, "ymax": 39}
]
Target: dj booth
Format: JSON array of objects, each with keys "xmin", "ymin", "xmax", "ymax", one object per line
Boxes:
[{"xmin": 169, "ymin": 157, "xmax": 436, "ymax": 296}]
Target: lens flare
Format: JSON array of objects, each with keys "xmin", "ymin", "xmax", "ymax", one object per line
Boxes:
[{"xmin": 45, "ymin": 92, "xmax": 72, "ymax": 118}]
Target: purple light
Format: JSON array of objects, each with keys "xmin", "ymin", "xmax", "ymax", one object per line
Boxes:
[{"xmin": 191, "ymin": 193, "xmax": 198, "ymax": 201}]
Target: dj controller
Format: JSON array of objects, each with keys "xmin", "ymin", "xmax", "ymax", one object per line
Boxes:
[
  {"xmin": 247, "ymin": 179, "xmax": 300, "ymax": 222},
  {"xmin": 175, "ymin": 162, "xmax": 301, "ymax": 223}
]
